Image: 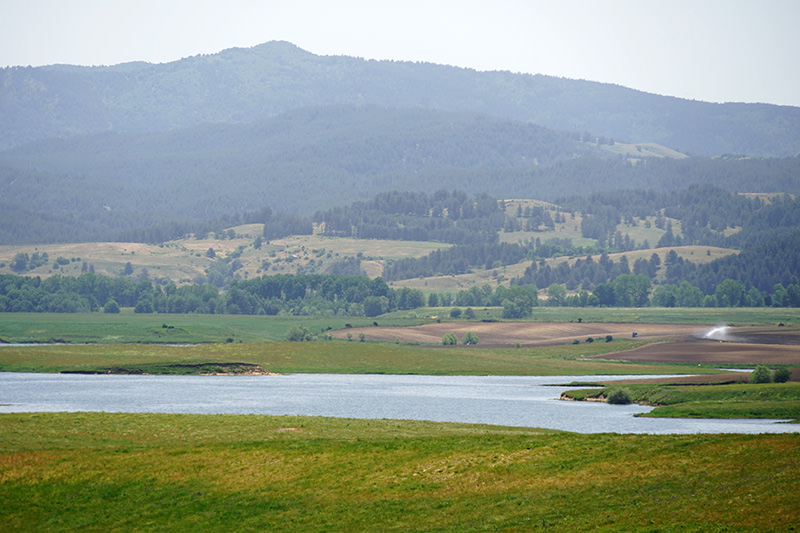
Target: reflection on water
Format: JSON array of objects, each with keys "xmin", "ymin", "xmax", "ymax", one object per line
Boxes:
[{"xmin": 0, "ymin": 372, "xmax": 797, "ymax": 435}]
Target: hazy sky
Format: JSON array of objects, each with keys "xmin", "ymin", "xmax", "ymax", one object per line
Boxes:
[{"xmin": 2, "ymin": 0, "xmax": 799, "ymax": 107}]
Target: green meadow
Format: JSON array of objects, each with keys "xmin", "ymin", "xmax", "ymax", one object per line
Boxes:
[
  {"xmin": 0, "ymin": 338, "xmax": 707, "ymax": 376},
  {"xmin": 1, "ymin": 413, "xmax": 798, "ymax": 531},
  {"xmin": 0, "ymin": 312, "xmax": 426, "ymax": 344}
]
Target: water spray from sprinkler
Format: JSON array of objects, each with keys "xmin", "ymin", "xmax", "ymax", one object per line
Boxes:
[{"xmin": 703, "ymin": 325, "xmax": 729, "ymax": 341}]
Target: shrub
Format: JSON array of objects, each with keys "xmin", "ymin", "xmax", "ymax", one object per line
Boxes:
[
  {"xmin": 285, "ymin": 326, "xmax": 313, "ymax": 342},
  {"xmin": 773, "ymin": 367, "xmax": 791, "ymax": 383},
  {"xmin": 462, "ymin": 332, "xmax": 478, "ymax": 345},
  {"xmin": 442, "ymin": 333, "xmax": 458, "ymax": 345},
  {"xmin": 449, "ymin": 308, "xmax": 462, "ymax": 319},
  {"xmin": 606, "ymin": 388, "xmax": 632, "ymax": 405},
  {"xmin": 103, "ymin": 299, "xmax": 121, "ymax": 314},
  {"xmin": 585, "ymin": 337, "xmax": 594, "ymax": 343},
  {"xmin": 605, "ymin": 335, "xmax": 613, "ymax": 343},
  {"xmin": 750, "ymin": 365, "xmax": 772, "ymax": 384}
]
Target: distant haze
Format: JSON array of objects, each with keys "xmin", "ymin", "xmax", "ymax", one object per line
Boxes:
[{"xmin": 2, "ymin": 0, "xmax": 799, "ymax": 107}]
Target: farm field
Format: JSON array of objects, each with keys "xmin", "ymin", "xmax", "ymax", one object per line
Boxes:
[
  {"xmin": 0, "ymin": 412, "xmax": 797, "ymax": 531},
  {"xmin": 2, "ymin": 309, "xmax": 799, "ymax": 529}
]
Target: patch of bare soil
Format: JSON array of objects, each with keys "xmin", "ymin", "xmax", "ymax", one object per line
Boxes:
[
  {"xmin": 331, "ymin": 322, "xmax": 704, "ymax": 346},
  {"xmin": 595, "ymin": 339, "xmax": 800, "ymax": 366},
  {"xmin": 333, "ymin": 321, "xmax": 800, "ymax": 370}
]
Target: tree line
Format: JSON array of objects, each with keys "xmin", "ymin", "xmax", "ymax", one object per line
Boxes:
[
  {"xmin": 3, "ymin": 266, "xmax": 799, "ymax": 321},
  {"xmin": 0, "ymin": 273, "xmax": 423, "ymax": 317}
]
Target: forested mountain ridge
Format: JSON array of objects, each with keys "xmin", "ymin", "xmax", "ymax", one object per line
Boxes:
[
  {"xmin": 0, "ymin": 106, "xmax": 594, "ymax": 244},
  {"xmin": 2, "ymin": 102, "xmax": 800, "ymax": 245},
  {"xmin": 2, "ymin": 41, "xmax": 800, "ymax": 156}
]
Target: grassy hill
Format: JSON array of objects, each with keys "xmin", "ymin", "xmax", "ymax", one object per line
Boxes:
[
  {"xmin": 0, "ymin": 227, "xmax": 450, "ymax": 285},
  {"xmin": 0, "ymin": 196, "xmax": 738, "ymax": 292}
]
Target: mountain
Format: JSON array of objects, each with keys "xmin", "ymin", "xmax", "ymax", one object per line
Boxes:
[
  {"xmin": 2, "ymin": 41, "xmax": 799, "ymax": 157},
  {"xmin": 2, "ymin": 103, "xmax": 799, "ymax": 245},
  {"xmin": 0, "ymin": 106, "xmax": 594, "ymax": 243}
]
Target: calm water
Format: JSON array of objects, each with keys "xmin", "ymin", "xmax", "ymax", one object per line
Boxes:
[{"xmin": 1, "ymin": 372, "xmax": 797, "ymax": 434}]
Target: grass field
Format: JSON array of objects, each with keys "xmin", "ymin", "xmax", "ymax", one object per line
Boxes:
[
  {"xmin": 0, "ymin": 412, "xmax": 797, "ymax": 531},
  {"xmin": 0, "ymin": 338, "xmax": 714, "ymax": 376},
  {"xmin": 564, "ymin": 382, "xmax": 800, "ymax": 421},
  {"xmin": 0, "ymin": 312, "xmax": 428, "ymax": 344}
]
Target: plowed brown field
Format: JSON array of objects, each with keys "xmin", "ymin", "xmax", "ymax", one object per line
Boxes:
[{"xmin": 332, "ymin": 322, "xmax": 800, "ymax": 366}]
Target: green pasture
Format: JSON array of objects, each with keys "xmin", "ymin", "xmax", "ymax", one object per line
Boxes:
[
  {"xmin": 0, "ymin": 339, "xmax": 714, "ymax": 376},
  {"xmin": 1, "ymin": 413, "xmax": 797, "ymax": 531},
  {"xmin": 563, "ymin": 382, "xmax": 800, "ymax": 422},
  {"xmin": 0, "ymin": 312, "xmax": 427, "ymax": 344}
]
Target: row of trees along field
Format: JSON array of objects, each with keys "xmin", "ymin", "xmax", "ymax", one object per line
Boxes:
[{"xmin": 2, "ymin": 268, "xmax": 800, "ymax": 319}]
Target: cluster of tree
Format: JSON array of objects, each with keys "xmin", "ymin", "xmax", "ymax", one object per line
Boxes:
[
  {"xmin": 383, "ymin": 242, "xmax": 530, "ymax": 281},
  {"xmin": 0, "ymin": 274, "xmax": 156, "ymax": 313},
  {"xmin": 558, "ymin": 184, "xmax": 800, "ymax": 251},
  {"xmin": 314, "ymin": 190, "xmax": 505, "ymax": 244},
  {"xmin": 0, "ymin": 273, "xmax": 427, "ymax": 317},
  {"xmin": 8, "ymin": 252, "xmax": 51, "ymax": 273},
  {"xmin": 505, "ymin": 204, "xmax": 558, "ymax": 232},
  {"xmin": 666, "ymin": 231, "xmax": 800, "ymax": 295},
  {"xmin": 508, "ymin": 230, "xmax": 800, "ymax": 305},
  {"xmin": 513, "ymin": 252, "xmax": 638, "ymax": 292},
  {"xmin": 441, "ymin": 331, "xmax": 479, "ymax": 345},
  {"xmin": 382, "ymin": 236, "xmax": 604, "ymax": 282}
]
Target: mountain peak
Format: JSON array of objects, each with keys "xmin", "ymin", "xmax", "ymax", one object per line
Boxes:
[{"xmin": 223, "ymin": 40, "xmax": 312, "ymax": 60}]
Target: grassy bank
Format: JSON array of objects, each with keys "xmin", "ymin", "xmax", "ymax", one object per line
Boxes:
[
  {"xmin": 563, "ymin": 382, "xmax": 800, "ymax": 421},
  {"xmin": 1, "ymin": 413, "xmax": 797, "ymax": 531},
  {"xmin": 0, "ymin": 339, "xmax": 716, "ymax": 376}
]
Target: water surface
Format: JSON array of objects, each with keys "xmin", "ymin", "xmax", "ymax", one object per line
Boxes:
[{"xmin": 1, "ymin": 372, "xmax": 796, "ymax": 434}]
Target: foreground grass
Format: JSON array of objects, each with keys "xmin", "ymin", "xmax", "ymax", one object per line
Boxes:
[
  {"xmin": 564, "ymin": 382, "xmax": 800, "ymax": 421},
  {"xmin": 0, "ymin": 339, "xmax": 718, "ymax": 376},
  {"xmin": 1, "ymin": 413, "xmax": 797, "ymax": 531}
]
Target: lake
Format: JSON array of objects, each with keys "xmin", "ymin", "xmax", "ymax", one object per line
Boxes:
[{"xmin": 1, "ymin": 372, "xmax": 797, "ymax": 434}]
